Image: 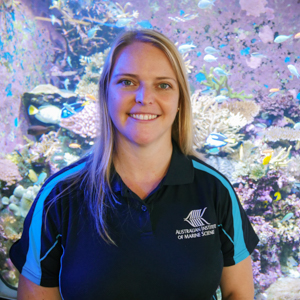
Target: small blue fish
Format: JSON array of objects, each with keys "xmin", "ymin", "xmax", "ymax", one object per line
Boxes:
[
  {"xmin": 293, "ymin": 122, "xmax": 300, "ymax": 130},
  {"xmin": 137, "ymin": 20, "xmax": 152, "ymax": 29},
  {"xmin": 198, "ymin": 0, "xmax": 214, "ymax": 9},
  {"xmin": 204, "ymin": 46, "xmax": 220, "ymax": 55},
  {"xmin": 213, "ymin": 67, "xmax": 230, "ymax": 77},
  {"xmin": 61, "ymin": 102, "xmax": 85, "ymax": 118},
  {"xmin": 268, "ymin": 92, "xmax": 279, "ymax": 98},
  {"xmin": 51, "ymin": 15, "xmax": 56, "ymax": 25},
  {"xmin": 116, "ymin": 18, "xmax": 133, "ymax": 28},
  {"xmin": 280, "ymin": 212, "xmax": 294, "ymax": 222},
  {"xmin": 178, "ymin": 42, "xmax": 196, "ymax": 54},
  {"xmin": 195, "ymin": 72, "xmax": 206, "ymax": 82},
  {"xmin": 67, "ymin": 56, "xmax": 72, "ymax": 67},
  {"xmin": 205, "ymin": 147, "xmax": 220, "ymax": 155},
  {"xmin": 205, "ymin": 133, "xmax": 233, "ymax": 148},
  {"xmin": 251, "ymin": 52, "xmax": 267, "ymax": 58},
  {"xmin": 34, "ymin": 172, "xmax": 47, "ymax": 186},
  {"xmin": 287, "ymin": 64, "xmax": 300, "ymax": 78},
  {"xmin": 203, "ymin": 54, "xmax": 218, "ymax": 62},
  {"xmin": 274, "ymin": 34, "xmax": 293, "ymax": 43},
  {"xmin": 64, "ymin": 78, "xmax": 70, "ymax": 90},
  {"xmin": 87, "ymin": 26, "xmax": 100, "ymax": 38},
  {"xmin": 200, "ymin": 87, "xmax": 214, "ymax": 94},
  {"xmin": 14, "ymin": 117, "xmax": 18, "ymax": 127},
  {"xmin": 215, "ymin": 95, "xmax": 229, "ymax": 103}
]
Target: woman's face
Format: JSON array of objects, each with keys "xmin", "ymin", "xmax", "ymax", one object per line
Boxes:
[{"xmin": 107, "ymin": 42, "xmax": 180, "ymax": 148}]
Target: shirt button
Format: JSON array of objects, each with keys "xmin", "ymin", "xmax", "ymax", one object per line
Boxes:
[{"xmin": 141, "ymin": 205, "xmax": 147, "ymax": 211}]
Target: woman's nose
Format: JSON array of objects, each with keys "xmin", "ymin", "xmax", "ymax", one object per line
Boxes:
[{"xmin": 135, "ymin": 85, "xmax": 154, "ymax": 105}]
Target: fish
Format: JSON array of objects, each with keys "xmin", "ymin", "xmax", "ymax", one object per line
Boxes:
[
  {"xmin": 203, "ymin": 54, "xmax": 218, "ymax": 62},
  {"xmin": 269, "ymin": 88, "xmax": 280, "ymax": 92},
  {"xmin": 61, "ymin": 102, "xmax": 85, "ymax": 118},
  {"xmin": 69, "ymin": 143, "xmax": 81, "ymax": 149},
  {"xmin": 287, "ymin": 256, "xmax": 298, "ymax": 267},
  {"xmin": 255, "ymin": 123, "xmax": 267, "ymax": 129},
  {"xmin": 115, "ymin": 18, "xmax": 133, "ymax": 28},
  {"xmin": 34, "ymin": 172, "xmax": 47, "ymax": 186},
  {"xmin": 280, "ymin": 212, "xmax": 294, "ymax": 222},
  {"xmin": 268, "ymin": 91, "xmax": 279, "ymax": 98},
  {"xmin": 87, "ymin": 26, "xmax": 100, "ymax": 39},
  {"xmin": 293, "ymin": 182, "xmax": 300, "ymax": 188},
  {"xmin": 215, "ymin": 95, "xmax": 229, "ymax": 103},
  {"xmin": 51, "ymin": 15, "xmax": 56, "ymax": 25},
  {"xmin": 85, "ymin": 94, "xmax": 97, "ymax": 101},
  {"xmin": 251, "ymin": 52, "xmax": 267, "ymax": 58},
  {"xmin": 295, "ymin": 141, "xmax": 300, "ymax": 151},
  {"xmin": 198, "ymin": 0, "xmax": 214, "ymax": 9},
  {"xmin": 204, "ymin": 46, "xmax": 220, "ymax": 55},
  {"xmin": 27, "ymin": 125, "xmax": 55, "ymax": 136},
  {"xmin": 205, "ymin": 133, "xmax": 234, "ymax": 148},
  {"xmin": 64, "ymin": 78, "xmax": 70, "ymax": 90},
  {"xmin": 205, "ymin": 147, "xmax": 220, "ymax": 155},
  {"xmin": 27, "ymin": 169, "xmax": 38, "ymax": 183},
  {"xmin": 137, "ymin": 20, "xmax": 152, "ymax": 29},
  {"xmin": 274, "ymin": 34, "xmax": 293, "ymax": 43},
  {"xmin": 182, "ymin": 13, "xmax": 198, "ymax": 21},
  {"xmin": 28, "ymin": 105, "xmax": 61, "ymax": 124},
  {"xmin": 287, "ymin": 64, "xmax": 300, "ymax": 78},
  {"xmin": 274, "ymin": 191, "xmax": 281, "ymax": 201},
  {"xmin": 213, "ymin": 67, "xmax": 230, "ymax": 76},
  {"xmin": 67, "ymin": 56, "xmax": 72, "ymax": 67},
  {"xmin": 293, "ymin": 122, "xmax": 300, "ymax": 130},
  {"xmin": 261, "ymin": 112, "xmax": 269, "ymax": 120},
  {"xmin": 294, "ymin": 32, "xmax": 300, "ymax": 39},
  {"xmin": 178, "ymin": 42, "xmax": 196, "ymax": 54},
  {"xmin": 262, "ymin": 149, "xmax": 274, "ymax": 154},
  {"xmin": 262, "ymin": 154, "xmax": 272, "ymax": 165},
  {"xmin": 239, "ymin": 144, "xmax": 244, "ymax": 161},
  {"xmin": 200, "ymin": 87, "xmax": 214, "ymax": 94}
]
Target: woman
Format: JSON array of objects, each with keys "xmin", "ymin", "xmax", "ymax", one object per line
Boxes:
[{"xmin": 10, "ymin": 29, "xmax": 259, "ymax": 300}]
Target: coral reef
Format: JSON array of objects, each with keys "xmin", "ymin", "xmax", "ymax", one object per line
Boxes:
[
  {"xmin": 191, "ymin": 90, "xmax": 245, "ymax": 153},
  {"xmin": 198, "ymin": 65, "xmax": 253, "ymax": 100},
  {"xmin": 264, "ymin": 278, "xmax": 300, "ymax": 300},
  {"xmin": 221, "ymin": 100, "xmax": 261, "ymax": 124},
  {"xmin": 264, "ymin": 127, "xmax": 300, "ymax": 142},
  {"xmin": 60, "ymin": 103, "xmax": 99, "ymax": 139},
  {"xmin": 0, "ymin": 159, "xmax": 22, "ymax": 186}
]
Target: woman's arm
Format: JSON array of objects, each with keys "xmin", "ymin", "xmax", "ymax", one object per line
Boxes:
[
  {"xmin": 17, "ymin": 274, "xmax": 62, "ymax": 300},
  {"xmin": 220, "ymin": 256, "xmax": 254, "ymax": 300}
]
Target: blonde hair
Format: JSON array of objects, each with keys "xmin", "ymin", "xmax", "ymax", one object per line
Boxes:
[{"xmin": 53, "ymin": 29, "xmax": 199, "ymax": 245}]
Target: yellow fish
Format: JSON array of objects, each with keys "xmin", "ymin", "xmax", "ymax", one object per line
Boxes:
[
  {"xmin": 274, "ymin": 191, "xmax": 282, "ymax": 201},
  {"xmin": 85, "ymin": 94, "xmax": 97, "ymax": 102},
  {"xmin": 262, "ymin": 154, "xmax": 272, "ymax": 165},
  {"xmin": 269, "ymin": 88, "xmax": 280, "ymax": 92},
  {"xmin": 294, "ymin": 32, "xmax": 300, "ymax": 39},
  {"xmin": 69, "ymin": 143, "xmax": 81, "ymax": 149},
  {"xmin": 28, "ymin": 169, "xmax": 38, "ymax": 182}
]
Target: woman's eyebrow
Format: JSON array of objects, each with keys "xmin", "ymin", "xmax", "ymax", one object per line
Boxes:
[{"xmin": 113, "ymin": 73, "xmax": 177, "ymax": 83}]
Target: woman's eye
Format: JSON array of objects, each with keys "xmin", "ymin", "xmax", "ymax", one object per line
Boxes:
[
  {"xmin": 121, "ymin": 80, "xmax": 133, "ymax": 86},
  {"xmin": 159, "ymin": 83, "xmax": 171, "ymax": 89}
]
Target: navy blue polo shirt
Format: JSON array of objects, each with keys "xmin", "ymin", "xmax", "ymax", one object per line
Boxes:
[{"xmin": 10, "ymin": 142, "xmax": 259, "ymax": 300}]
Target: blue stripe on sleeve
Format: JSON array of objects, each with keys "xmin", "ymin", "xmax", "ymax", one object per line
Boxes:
[
  {"xmin": 192, "ymin": 160, "xmax": 249, "ymax": 264},
  {"xmin": 22, "ymin": 162, "xmax": 86, "ymax": 285}
]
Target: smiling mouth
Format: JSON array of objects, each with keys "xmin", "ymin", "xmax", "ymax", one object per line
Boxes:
[{"xmin": 129, "ymin": 114, "xmax": 159, "ymax": 120}]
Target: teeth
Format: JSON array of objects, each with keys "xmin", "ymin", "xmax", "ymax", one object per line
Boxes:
[{"xmin": 130, "ymin": 114, "xmax": 158, "ymax": 120}]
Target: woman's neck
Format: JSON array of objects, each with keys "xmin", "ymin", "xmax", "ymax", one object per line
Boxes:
[{"xmin": 113, "ymin": 139, "xmax": 173, "ymax": 194}]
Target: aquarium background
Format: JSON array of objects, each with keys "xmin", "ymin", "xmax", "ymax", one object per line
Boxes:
[{"xmin": 1, "ymin": 0, "xmax": 300, "ymax": 298}]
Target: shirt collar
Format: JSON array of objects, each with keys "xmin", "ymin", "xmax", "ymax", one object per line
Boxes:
[{"xmin": 111, "ymin": 141, "xmax": 194, "ymax": 193}]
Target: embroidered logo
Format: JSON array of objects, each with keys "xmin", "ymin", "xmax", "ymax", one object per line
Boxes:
[{"xmin": 183, "ymin": 207, "xmax": 210, "ymax": 227}]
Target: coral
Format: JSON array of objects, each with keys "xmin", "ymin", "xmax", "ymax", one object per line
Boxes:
[
  {"xmin": 257, "ymin": 94, "xmax": 300, "ymax": 119},
  {"xmin": 258, "ymin": 25, "xmax": 274, "ymax": 44},
  {"xmin": 239, "ymin": 0, "xmax": 268, "ymax": 17},
  {"xmin": 75, "ymin": 48, "xmax": 110, "ymax": 99},
  {"xmin": 264, "ymin": 278, "xmax": 300, "ymax": 299},
  {"xmin": 268, "ymin": 146, "xmax": 292, "ymax": 169},
  {"xmin": 191, "ymin": 90, "xmax": 245, "ymax": 153},
  {"xmin": 221, "ymin": 100, "xmax": 261, "ymax": 124},
  {"xmin": 182, "ymin": 53, "xmax": 194, "ymax": 74},
  {"xmin": 264, "ymin": 127, "xmax": 300, "ymax": 142},
  {"xmin": 60, "ymin": 103, "xmax": 99, "ymax": 139},
  {"xmin": 0, "ymin": 159, "xmax": 22, "ymax": 186},
  {"xmin": 204, "ymin": 156, "xmax": 237, "ymax": 183},
  {"xmin": 198, "ymin": 65, "xmax": 253, "ymax": 100}
]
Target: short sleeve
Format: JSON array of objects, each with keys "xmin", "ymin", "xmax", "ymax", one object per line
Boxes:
[
  {"xmin": 9, "ymin": 181, "xmax": 63, "ymax": 287},
  {"xmin": 216, "ymin": 180, "xmax": 259, "ymax": 267}
]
